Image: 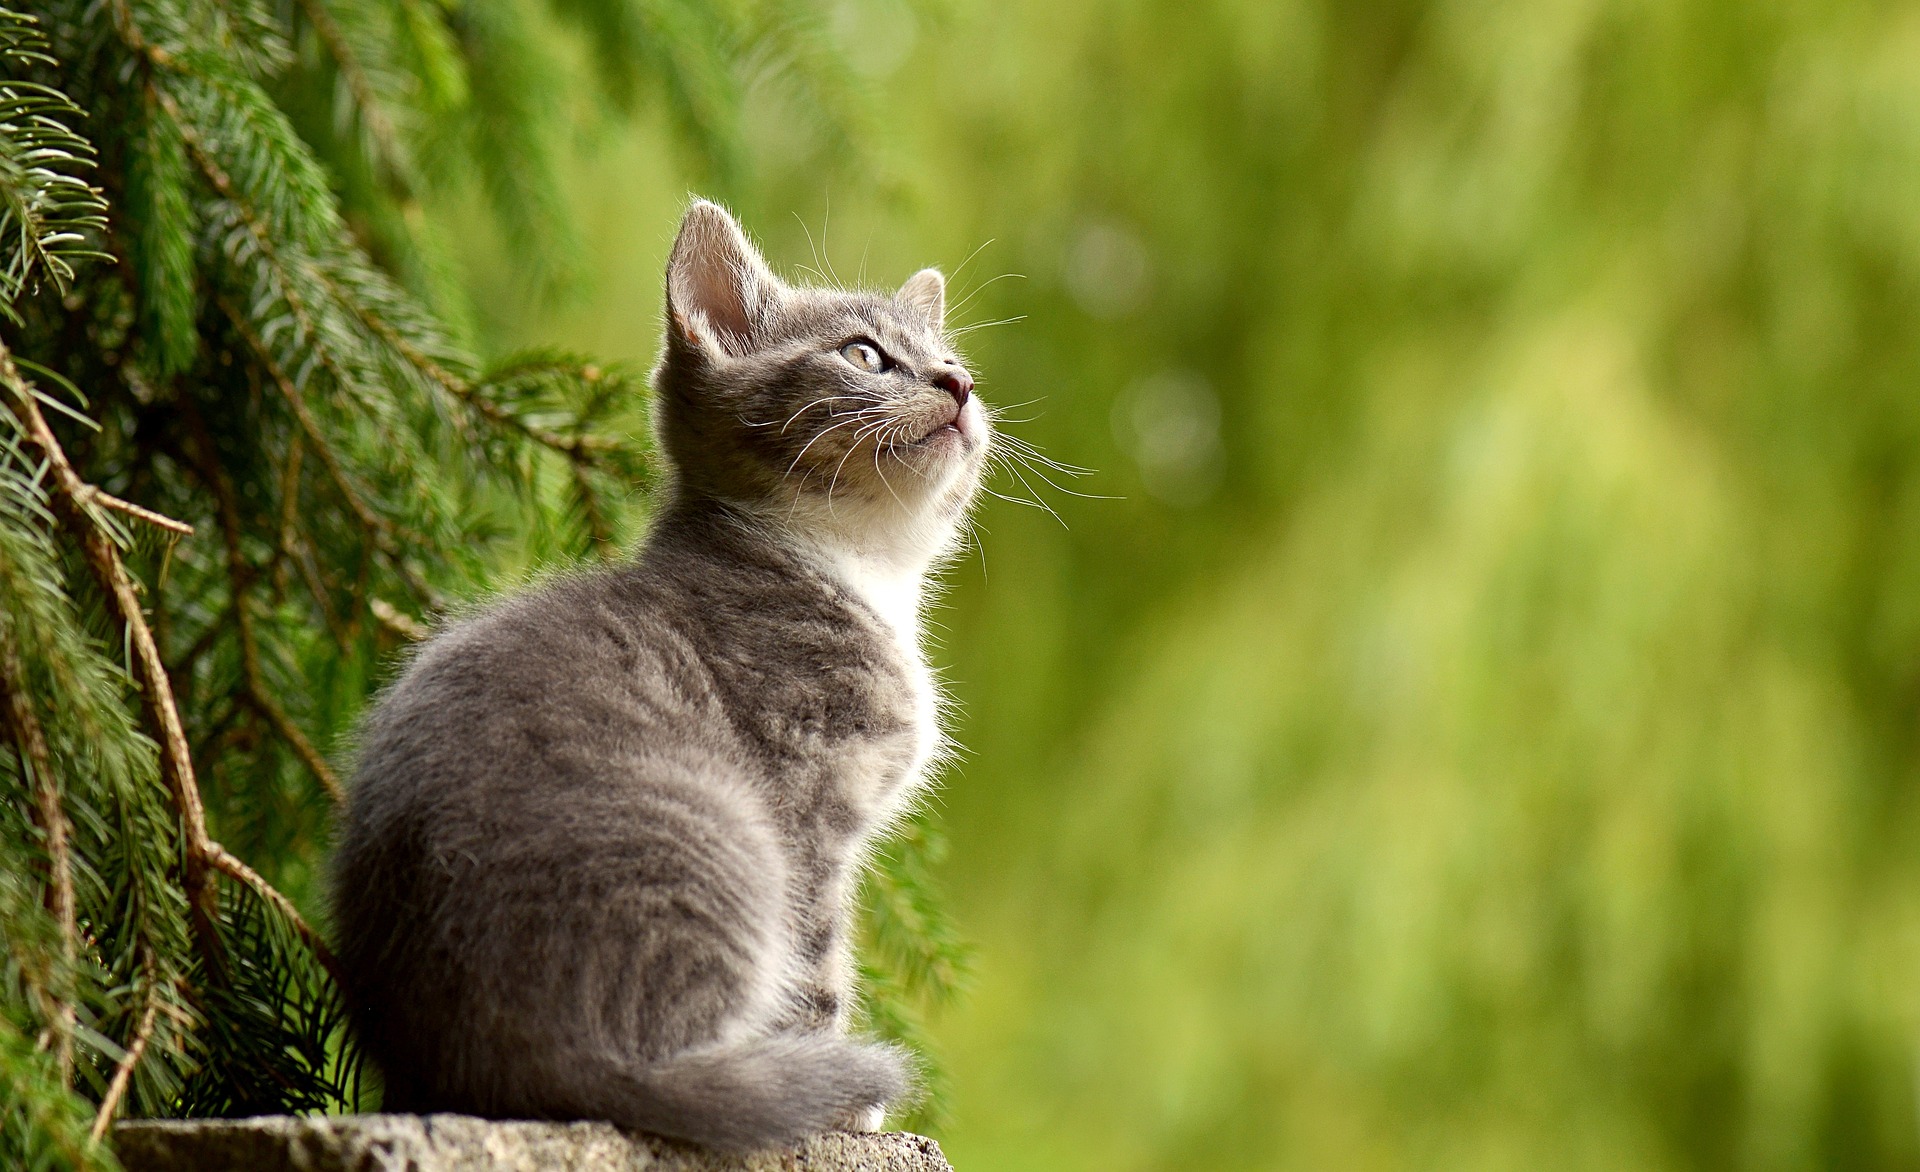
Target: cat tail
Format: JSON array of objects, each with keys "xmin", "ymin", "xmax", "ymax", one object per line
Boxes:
[{"xmin": 566, "ymin": 1033, "xmax": 914, "ymax": 1152}]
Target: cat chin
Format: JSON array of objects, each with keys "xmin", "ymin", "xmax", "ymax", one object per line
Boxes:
[
  {"xmin": 886, "ymin": 421, "xmax": 986, "ymax": 481},
  {"xmin": 767, "ymin": 456, "xmax": 981, "ymax": 570}
]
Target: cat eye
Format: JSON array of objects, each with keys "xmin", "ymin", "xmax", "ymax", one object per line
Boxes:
[{"xmin": 838, "ymin": 340, "xmax": 889, "ymax": 373}]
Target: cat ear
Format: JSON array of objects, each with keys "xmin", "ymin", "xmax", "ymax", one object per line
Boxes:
[
  {"xmin": 666, "ymin": 200, "xmax": 781, "ymax": 358},
  {"xmin": 896, "ymin": 268, "xmax": 946, "ymax": 329}
]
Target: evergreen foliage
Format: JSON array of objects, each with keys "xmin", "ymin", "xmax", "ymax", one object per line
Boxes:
[{"xmin": 0, "ymin": 0, "xmax": 954, "ymax": 1167}]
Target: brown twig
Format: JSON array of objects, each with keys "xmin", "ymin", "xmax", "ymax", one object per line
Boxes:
[
  {"xmin": 80, "ymin": 486, "xmax": 194, "ymax": 537},
  {"xmin": 4, "ymin": 356, "xmax": 216, "ymax": 928},
  {"xmin": 200, "ymin": 842, "xmax": 339, "ymax": 972},
  {"xmin": 0, "ymin": 626, "xmax": 77, "ymax": 1085},
  {"xmin": 238, "ymin": 615, "xmax": 347, "ymax": 803},
  {"xmin": 369, "ymin": 597, "xmax": 429, "ymax": 642},
  {"xmin": 272, "ymin": 432, "xmax": 304, "ymax": 599},
  {"xmin": 89, "ymin": 965, "xmax": 159, "ymax": 1143},
  {"xmin": 216, "ymin": 299, "xmax": 389, "ymax": 540},
  {"xmin": 572, "ymin": 462, "xmax": 617, "ymax": 558},
  {"xmin": 290, "ymin": 529, "xmax": 354, "ymax": 652},
  {"xmin": 0, "ymin": 345, "xmax": 345, "ymax": 995},
  {"xmin": 185, "ymin": 395, "xmax": 348, "ymax": 806}
]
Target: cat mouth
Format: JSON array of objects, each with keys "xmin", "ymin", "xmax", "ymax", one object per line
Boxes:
[{"xmin": 906, "ymin": 409, "xmax": 969, "ymax": 449}]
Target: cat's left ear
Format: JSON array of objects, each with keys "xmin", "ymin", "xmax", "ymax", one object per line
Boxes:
[
  {"xmin": 896, "ymin": 268, "xmax": 946, "ymax": 330},
  {"xmin": 667, "ymin": 199, "xmax": 783, "ymax": 358}
]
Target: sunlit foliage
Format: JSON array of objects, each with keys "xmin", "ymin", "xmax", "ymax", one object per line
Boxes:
[{"xmin": 476, "ymin": 0, "xmax": 1920, "ymax": 1168}]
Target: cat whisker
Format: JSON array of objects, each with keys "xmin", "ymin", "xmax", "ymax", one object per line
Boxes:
[
  {"xmin": 979, "ymin": 483, "xmax": 1061, "ymax": 520},
  {"xmin": 793, "ymin": 212, "xmax": 835, "ymax": 292},
  {"xmin": 1005, "ymin": 452, "xmax": 1118, "ymax": 501},
  {"xmin": 824, "ymin": 418, "xmax": 899, "ymax": 509},
  {"xmin": 948, "ymin": 238, "xmax": 996, "ymax": 287},
  {"xmin": 993, "ymin": 440, "xmax": 1093, "ymax": 483},
  {"xmin": 821, "ymin": 194, "xmax": 842, "ymax": 287},
  {"xmin": 1000, "ymin": 462, "xmax": 1070, "ymax": 528},
  {"xmin": 822, "ymin": 427, "xmax": 888, "ymax": 513},
  {"xmin": 948, "ymin": 314, "xmax": 1027, "ymax": 337},
  {"xmin": 996, "ymin": 438, "xmax": 1098, "ymax": 480},
  {"xmin": 781, "ymin": 394, "xmax": 869, "ymax": 435},
  {"xmin": 784, "ymin": 409, "xmax": 890, "ymax": 478},
  {"xmin": 947, "ymin": 272, "xmax": 1026, "ymax": 323},
  {"xmin": 873, "ymin": 442, "xmax": 908, "ymax": 510},
  {"xmin": 984, "ymin": 396, "xmax": 1044, "ymax": 414}
]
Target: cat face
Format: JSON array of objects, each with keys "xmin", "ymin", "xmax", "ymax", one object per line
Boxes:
[{"xmin": 653, "ymin": 201, "xmax": 989, "ymax": 556}]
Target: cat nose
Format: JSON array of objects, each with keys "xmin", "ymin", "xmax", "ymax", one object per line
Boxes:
[{"xmin": 934, "ymin": 368, "xmax": 972, "ymax": 408}]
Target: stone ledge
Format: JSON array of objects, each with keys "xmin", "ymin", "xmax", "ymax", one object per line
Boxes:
[{"xmin": 113, "ymin": 1115, "xmax": 953, "ymax": 1172}]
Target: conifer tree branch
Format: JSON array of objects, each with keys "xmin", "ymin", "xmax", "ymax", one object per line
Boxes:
[
  {"xmin": 333, "ymin": 293, "xmax": 617, "ymax": 466},
  {"xmin": 288, "ymin": 0, "xmax": 409, "ymax": 183},
  {"xmin": 2, "ymin": 352, "xmax": 217, "ymax": 927},
  {"xmin": 198, "ymin": 840, "xmax": 341, "ymax": 979},
  {"xmin": 88, "ymin": 957, "xmax": 159, "ymax": 1142},
  {"xmin": 215, "ymin": 295, "xmax": 439, "ymax": 608},
  {"xmin": 0, "ymin": 625, "xmax": 77, "ymax": 1086},
  {"xmin": 572, "ymin": 462, "xmax": 616, "ymax": 554},
  {"xmin": 0, "ymin": 343, "xmax": 343, "ymax": 993},
  {"xmin": 77, "ymin": 486, "xmax": 194, "ymax": 537},
  {"xmin": 369, "ymin": 596, "xmax": 429, "ymax": 641},
  {"xmin": 238, "ymin": 578, "xmax": 349, "ymax": 804},
  {"xmin": 190, "ymin": 412, "xmax": 347, "ymax": 804},
  {"xmin": 154, "ymin": 83, "xmax": 376, "ymax": 422},
  {"xmin": 292, "ymin": 532, "xmax": 356, "ymax": 651},
  {"xmin": 272, "ymin": 434, "xmax": 304, "ymax": 598}
]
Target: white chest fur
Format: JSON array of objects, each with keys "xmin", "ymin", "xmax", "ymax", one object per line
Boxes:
[{"xmin": 819, "ymin": 547, "xmax": 944, "ymax": 817}]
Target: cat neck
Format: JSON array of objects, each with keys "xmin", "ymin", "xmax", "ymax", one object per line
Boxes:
[
  {"xmin": 661, "ymin": 490, "xmax": 950, "ymax": 645},
  {"xmin": 784, "ymin": 507, "xmax": 948, "ymax": 645}
]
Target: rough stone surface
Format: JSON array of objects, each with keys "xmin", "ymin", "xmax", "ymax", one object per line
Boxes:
[{"xmin": 113, "ymin": 1115, "xmax": 953, "ymax": 1172}]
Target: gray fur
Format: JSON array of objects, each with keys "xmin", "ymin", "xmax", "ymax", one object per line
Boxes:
[{"xmin": 330, "ymin": 200, "xmax": 989, "ymax": 1151}]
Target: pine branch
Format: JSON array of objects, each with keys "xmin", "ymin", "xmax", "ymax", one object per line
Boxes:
[
  {"xmin": 289, "ymin": 0, "xmax": 413, "ymax": 188},
  {"xmin": 339, "ymin": 294, "xmax": 618, "ymax": 467},
  {"xmin": 215, "ymin": 294, "xmax": 440, "ymax": 608},
  {"xmin": 572, "ymin": 461, "xmax": 615, "ymax": 555},
  {"xmin": 189, "ymin": 407, "xmax": 347, "ymax": 804},
  {"xmin": 270, "ymin": 433, "xmax": 303, "ymax": 597},
  {"xmin": 0, "ymin": 7, "xmax": 111, "ymax": 320},
  {"xmin": 0, "ymin": 341, "xmax": 342, "ymax": 995},
  {"xmin": 0, "ymin": 621, "xmax": 77, "ymax": 1086},
  {"xmin": 88, "ymin": 953, "xmax": 159, "ymax": 1142},
  {"xmin": 198, "ymin": 841, "xmax": 340, "ymax": 979},
  {"xmin": 4, "ymin": 352, "xmax": 215, "ymax": 921},
  {"xmin": 76, "ymin": 485, "xmax": 193, "ymax": 536}
]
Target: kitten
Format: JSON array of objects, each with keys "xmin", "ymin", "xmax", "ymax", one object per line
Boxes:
[{"xmin": 329, "ymin": 200, "xmax": 988, "ymax": 1150}]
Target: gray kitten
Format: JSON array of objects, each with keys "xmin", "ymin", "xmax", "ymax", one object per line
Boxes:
[{"xmin": 330, "ymin": 200, "xmax": 988, "ymax": 1150}]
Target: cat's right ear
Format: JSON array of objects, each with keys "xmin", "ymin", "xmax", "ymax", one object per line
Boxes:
[
  {"xmin": 896, "ymin": 268, "xmax": 946, "ymax": 330},
  {"xmin": 666, "ymin": 200, "xmax": 781, "ymax": 359}
]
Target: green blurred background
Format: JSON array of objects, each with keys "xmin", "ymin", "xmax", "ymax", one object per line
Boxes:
[{"xmin": 451, "ymin": 2, "xmax": 1920, "ymax": 1167}]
